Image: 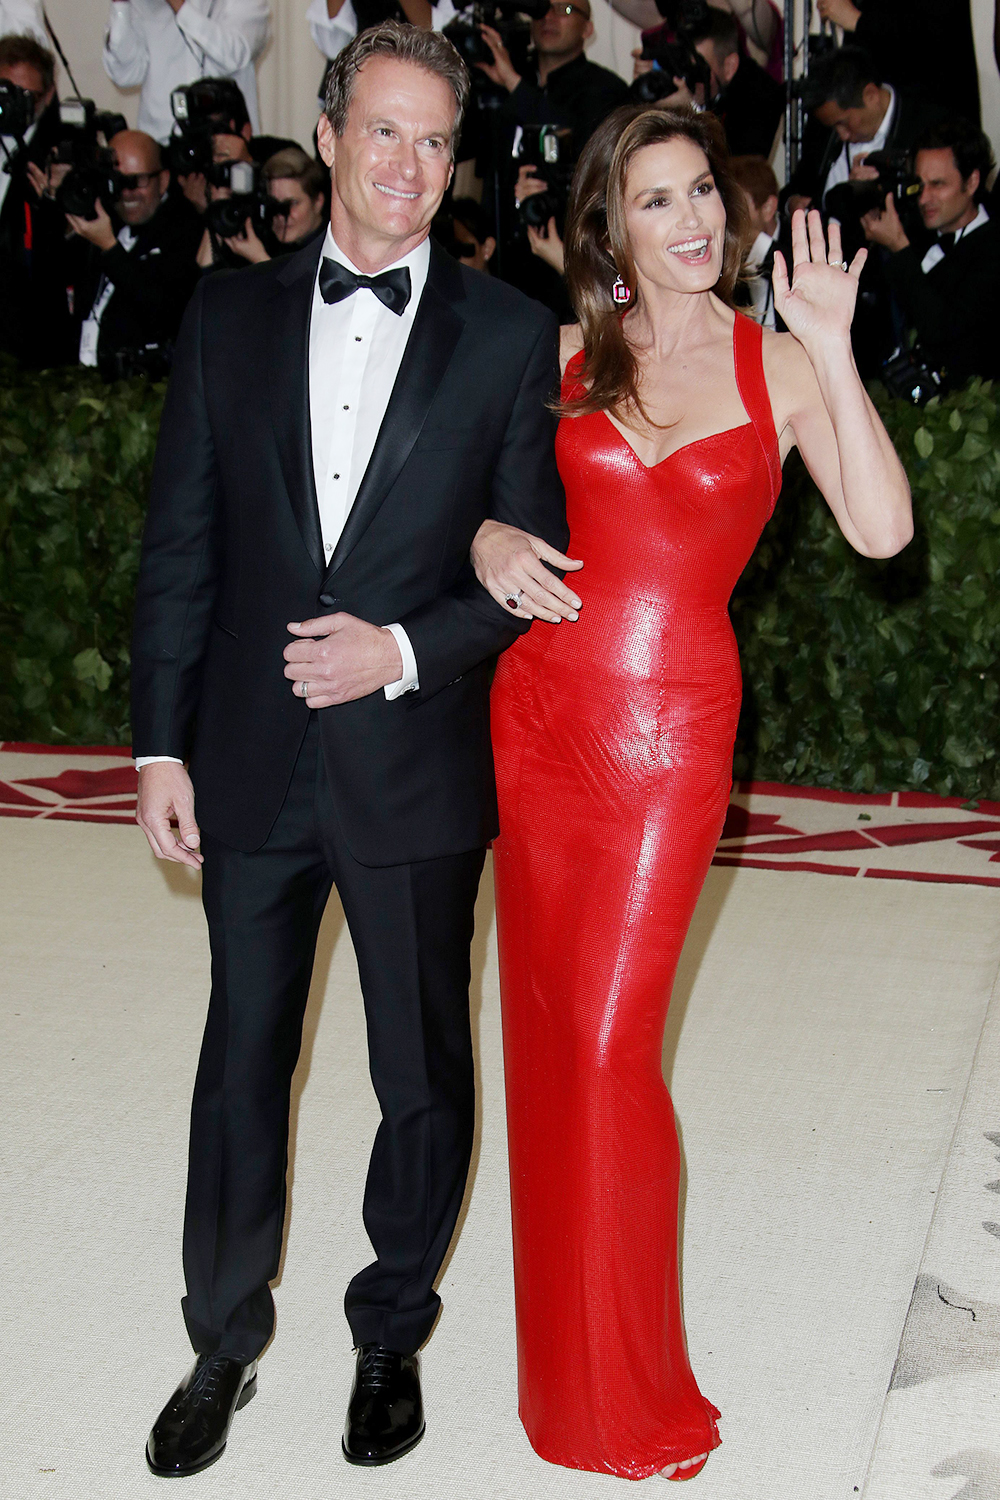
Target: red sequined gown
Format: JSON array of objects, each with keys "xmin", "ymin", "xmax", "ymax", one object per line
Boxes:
[{"xmin": 490, "ymin": 313, "xmax": 781, "ymax": 1480}]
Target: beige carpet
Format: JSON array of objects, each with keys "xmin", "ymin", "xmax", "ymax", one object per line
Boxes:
[{"xmin": 3, "ymin": 817, "xmax": 1000, "ymax": 1500}]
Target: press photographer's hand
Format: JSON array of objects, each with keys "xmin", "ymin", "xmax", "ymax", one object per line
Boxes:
[
  {"xmin": 66, "ymin": 198, "xmax": 117, "ymax": 251},
  {"xmin": 477, "ymin": 24, "xmax": 521, "ymax": 91},
  {"xmin": 861, "ymin": 190, "xmax": 909, "ymax": 252}
]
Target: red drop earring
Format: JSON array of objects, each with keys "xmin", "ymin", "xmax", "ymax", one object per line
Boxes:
[{"xmin": 612, "ymin": 276, "xmax": 630, "ymax": 305}]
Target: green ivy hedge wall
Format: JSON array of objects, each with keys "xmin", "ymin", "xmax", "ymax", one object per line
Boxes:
[{"xmin": 1, "ymin": 363, "xmax": 997, "ymax": 797}]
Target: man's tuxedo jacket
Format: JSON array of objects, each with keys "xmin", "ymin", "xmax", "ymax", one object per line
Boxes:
[
  {"xmin": 885, "ymin": 219, "xmax": 1000, "ymax": 386},
  {"xmin": 131, "ymin": 235, "xmax": 568, "ymax": 864}
]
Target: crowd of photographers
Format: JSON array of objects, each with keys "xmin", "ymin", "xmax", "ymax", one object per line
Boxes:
[{"xmin": 0, "ymin": 0, "xmax": 996, "ymax": 403}]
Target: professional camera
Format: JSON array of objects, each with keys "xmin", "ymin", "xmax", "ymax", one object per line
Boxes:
[
  {"xmin": 881, "ymin": 344, "xmax": 945, "ymax": 405},
  {"xmin": 514, "ymin": 123, "xmax": 574, "ymax": 231},
  {"xmin": 204, "ymin": 159, "xmax": 271, "ymax": 238},
  {"xmin": 825, "ymin": 149, "xmax": 922, "ymax": 226},
  {"xmin": 444, "ymin": 0, "xmax": 548, "ymax": 73},
  {"xmin": 629, "ymin": 26, "xmax": 712, "ymax": 104},
  {"xmin": 100, "ymin": 341, "xmax": 174, "ymax": 383},
  {"xmin": 50, "ymin": 98, "xmax": 128, "ymax": 219},
  {"xmin": 166, "ymin": 78, "xmax": 248, "ymax": 176},
  {"xmin": 0, "ymin": 79, "xmax": 36, "ymax": 144}
]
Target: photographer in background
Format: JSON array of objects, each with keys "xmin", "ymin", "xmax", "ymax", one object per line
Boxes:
[
  {"xmin": 63, "ymin": 130, "xmax": 201, "ymax": 378},
  {"xmin": 0, "ymin": 2, "xmax": 46, "ymax": 45},
  {"xmin": 221, "ymin": 144, "xmax": 327, "ymax": 265},
  {"xmin": 194, "ymin": 125, "xmax": 254, "ymax": 269},
  {"xmin": 0, "ymin": 32, "xmax": 74, "ymax": 366},
  {"xmin": 168, "ymin": 77, "xmax": 297, "ymax": 217},
  {"xmin": 687, "ymin": 8, "xmax": 782, "ymax": 157},
  {"xmin": 861, "ymin": 119, "xmax": 1000, "ymax": 387},
  {"xmin": 787, "ymin": 47, "xmax": 939, "ymax": 215},
  {"xmin": 815, "ymin": 0, "xmax": 979, "ymax": 126},
  {"xmin": 103, "ymin": 0, "xmax": 271, "ymax": 145},
  {"xmin": 477, "ymin": 0, "xmax": 628, "ymax": 153}
]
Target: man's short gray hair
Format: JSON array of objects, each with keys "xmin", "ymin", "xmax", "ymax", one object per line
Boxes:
[{"xmin": 324, "ymin": 21, "xmax": 470, "ymax": 153}]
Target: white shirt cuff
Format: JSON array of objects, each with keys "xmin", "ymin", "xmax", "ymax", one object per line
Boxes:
[
  {"xmin": 383, "ymin": 623, "xmax": 419, "ymax": 699},
  {"xmin": 135, "ymin": 756, "xmax": 183, "ymax": 768}
]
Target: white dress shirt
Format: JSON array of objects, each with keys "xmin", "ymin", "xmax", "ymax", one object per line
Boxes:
[
  {"xmin": 306, "ymin": 0, "xmax": 458, "ymax": 61},
  {"xmin": 920, "ymin": 201, "xmax": 989, "ymax": 273},
  {"xmin": 135, "ymin": 226, "xmax": 425, "ymax": 768},
  {"xmin": 104, "ymin": 0, "xmax": 271, "ymax": 144},
  {"xmin": 744, "ymin": 227, "xmax": 776, "ymax": 329},
  {"xmin": 822, "ymin": 85, "xmax": 896, "ymax": 206},
  {"xmin": 0, "ymin": 0, "xmax": 47, "ymax": 45}
]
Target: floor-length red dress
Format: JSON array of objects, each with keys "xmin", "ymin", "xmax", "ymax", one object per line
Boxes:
[{"xmin": 490, "ymin": 312, "xmax": 781, "ymax": 1480}]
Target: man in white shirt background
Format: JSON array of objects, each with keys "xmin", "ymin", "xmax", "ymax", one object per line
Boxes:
[
  {"xmin": 307, "ymin": 0, "xmax": 458, "ymax": 71},
  {"xmin": 103, "ymin": 0, "xmax": 271, "ymax": 144},
  {"xmin": 0, "ymin": 0, "xmax": 47, "ymax": 45}
]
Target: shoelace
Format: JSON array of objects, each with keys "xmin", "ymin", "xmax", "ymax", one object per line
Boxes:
[
  {"xmin": 188, "ymin": 1357, "xmax": 226, "ymax": 1407},
  {"xmin": 356, "ymin": 1346, "xmax": 398, "ymax": 1391}
]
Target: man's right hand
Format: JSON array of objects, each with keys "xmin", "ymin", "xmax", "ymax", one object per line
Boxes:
[
  {"xmin": 477, "ymin": 25, "xmax": 521, "ymax": 91},
  {"xmin": 137, "ymin": 762, "xmax": 203, "ymax": 868}
]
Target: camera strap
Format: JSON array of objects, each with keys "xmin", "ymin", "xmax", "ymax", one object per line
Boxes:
[{"xmin": 41, "ymin": 9, "xmax": 84, "ymax": 103}]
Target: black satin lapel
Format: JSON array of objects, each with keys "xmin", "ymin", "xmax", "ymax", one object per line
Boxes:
[
  {"xmin": 268, "ymin": 239, "xmax": 325, "ymax": 574},
  {"xmin": 327, "ymin": 276, "xmax": 465, "ymax": 576}
]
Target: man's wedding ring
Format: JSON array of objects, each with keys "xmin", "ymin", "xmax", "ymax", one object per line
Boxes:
[
  {"xmin": 505, "ymin": 589, "xmax": 524, "ymax": 611},
  {"xmin": 300, "ymin": 681, "xmax": 309, "ymax": 698}
]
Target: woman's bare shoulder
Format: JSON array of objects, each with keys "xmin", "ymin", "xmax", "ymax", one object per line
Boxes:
[{"xmin": 559, "ymin": 323, "xmax": 585, "ymax": 375}]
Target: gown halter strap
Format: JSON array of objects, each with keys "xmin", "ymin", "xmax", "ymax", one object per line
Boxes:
[{"xmin": 732, "ymin": 311, "xmax": 782, "ymax": 505}]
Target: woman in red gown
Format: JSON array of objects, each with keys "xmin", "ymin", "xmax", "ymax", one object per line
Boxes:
[{"xmin": 471, "ymin": 107, "xmax": 912, "ymax": 1482}]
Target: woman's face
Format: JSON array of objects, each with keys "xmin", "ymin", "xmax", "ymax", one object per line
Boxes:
[
  {"xmin": 622, "ymin": 136, "xmax": 727, "ymax": 296},
  {"xmin": 269, "ymin": 177, "xmax": 326, "ymax": 244}
]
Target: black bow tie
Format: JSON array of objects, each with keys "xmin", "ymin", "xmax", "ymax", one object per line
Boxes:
[
  {"xmin": 319, "ymin": 258, "xmax": 411, "ymax": 315},
  {"xmin": 937, "ymin": 231, "xmax": 956, "ymax": 253}
]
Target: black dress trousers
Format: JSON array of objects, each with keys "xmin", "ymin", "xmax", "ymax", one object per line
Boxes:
[{"xmin": 181, "ymin": 714, "xmax": 486, "ymax": 1361}]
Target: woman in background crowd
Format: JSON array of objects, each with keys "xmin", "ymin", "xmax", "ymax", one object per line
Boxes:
[{"xmin": 471, "ymin": 105, "xmax": 911, "ymax": 1480}]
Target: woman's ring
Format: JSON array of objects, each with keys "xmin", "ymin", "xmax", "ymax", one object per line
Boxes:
[
  {"xmin": 505, "ymin": 589, "xmax": 524, "ymax": 611},
  {"xmin": 832, "ymin": 260, "xmax": 848, "ymax": 270}
]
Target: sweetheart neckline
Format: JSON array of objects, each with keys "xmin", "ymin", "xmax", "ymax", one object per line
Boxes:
[{"xmin": 598, "ymin": 412, "xmax": 754, "ymax": 471}]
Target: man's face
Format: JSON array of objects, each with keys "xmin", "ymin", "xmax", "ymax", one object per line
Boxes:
[
  {"xmin": 916, "ymin": 146, "xmax": 979, "ymax": 234},
  {"xmin": 531, "ymin": 2, "xmax": 592, "ymax": 61},
  {"xmin": 814, "ymin": 83, "xmax": 887, "ymax": 144},
  {"xmin": 111, "ymin": 134, "xmax": 168, "ymax": 226},
  {"xmin": 209, "ymin": 132, "xmax": 253, "ymax": 200},
  {"xmin": 0, "ymin": 61, "xmax": 54, "ymax": 124},
  {"xmin": 318, "ymin": 57, "xmax": 456, "ymax": 261}
]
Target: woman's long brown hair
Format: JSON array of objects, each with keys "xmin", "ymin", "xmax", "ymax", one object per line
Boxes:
[{"xmin": 558, "ymin": 105, "xmax": 751, "ymax": 423}]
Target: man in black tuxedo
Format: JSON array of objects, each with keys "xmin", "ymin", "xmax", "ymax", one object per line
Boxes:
[
  {"xmin": 132, "ymin": 20, "xmax": 568, "ymax": 1477},
  {"xmin": 65, "ymin": 130, "xmax": 201, "ymax": 378},
  {"xmin": 861, "ymin": 118, "xmax": 1000, "ymax": 386}
]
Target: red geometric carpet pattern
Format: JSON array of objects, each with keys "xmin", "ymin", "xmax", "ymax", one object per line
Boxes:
[{"xmin": 3, "ymin": 744, "xmax": 1000, "ymax": 887}]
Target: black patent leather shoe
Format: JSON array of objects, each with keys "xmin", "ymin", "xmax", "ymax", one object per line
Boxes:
[
  {"xmin": 146, "ymin": 1354, "xmax": 257, "ymax": 1477},
  {"xmin": 342, "ymin": 1344, "xmax": 424, "ymax": 1466}
]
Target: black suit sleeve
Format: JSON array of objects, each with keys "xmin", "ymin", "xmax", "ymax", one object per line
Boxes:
[
  {"xmin": 397, "ymin": 313, "xmax": 569, "ymax": 702},
  {"xmin": 130, "ymin": 280, "xmax": 221, "ymax": 758},
  {"xmin": 885, "ymin": 241, "xmax": 996, "ymax": 349}
]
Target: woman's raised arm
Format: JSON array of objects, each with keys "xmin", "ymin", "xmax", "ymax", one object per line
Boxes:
[{"xmin": 769, "ymin": 209, "xmax": 913, "ymax": 560}]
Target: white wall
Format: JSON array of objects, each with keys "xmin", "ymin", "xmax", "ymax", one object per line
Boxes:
[{"xmin": 24, "ymin": 0, "xmax": 1000, "ymax": 172}]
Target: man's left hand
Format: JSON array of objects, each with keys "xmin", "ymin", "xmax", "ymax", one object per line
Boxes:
[
  {"xmin": 284, "ymin": 614, "xmax": 403, "ymax": 707},
  {"xmin": 861, "ymin": 191, "xmax": 910, "ymax": 252},
  {"xmin": 66, "ymin": 198, "xmax": 117, "ymax": 251}
]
